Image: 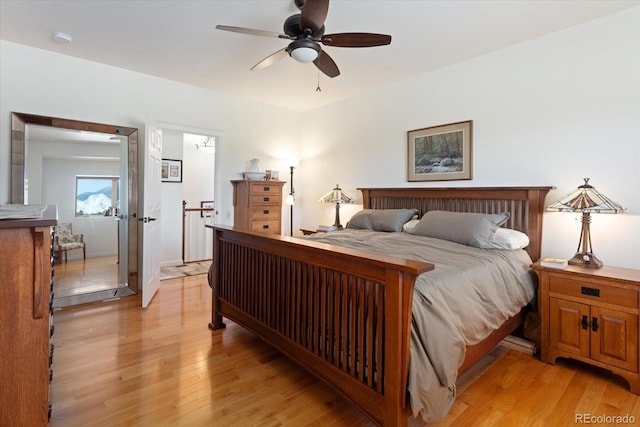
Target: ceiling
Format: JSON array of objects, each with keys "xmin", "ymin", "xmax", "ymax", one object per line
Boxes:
[{"xmin": 1, "ymin": 0, "xmax": 638, "ymax": 112}]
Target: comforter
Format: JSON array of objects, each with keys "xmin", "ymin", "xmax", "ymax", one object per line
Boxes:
[{"xmin": 305, "ymin": 229, "xmax": 535, "ymax": 422}]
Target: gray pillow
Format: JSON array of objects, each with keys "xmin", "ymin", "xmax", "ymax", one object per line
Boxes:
[
  {"xmin": 346, "ymin": 209, "xmax": 416, "ymax": 232},
  {"xmin": 345, "ymin": 211, "xmax": 373, "ymax": 230},
  {"xmin": 411, "ymin": 210, "xmax": 510, "ymax": 248}
]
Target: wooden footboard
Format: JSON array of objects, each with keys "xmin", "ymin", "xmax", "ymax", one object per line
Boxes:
[{"xmin": 209, "ymin": 227, "xmax": 433, "ymax": 426}]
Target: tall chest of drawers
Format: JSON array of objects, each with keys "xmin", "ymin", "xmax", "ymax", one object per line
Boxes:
[
  {"xmin": 0, "ymin": 205, "xmax": 57, "ymax": 426},
  {"xmin": 232, "ymin": 180, "xmax": 285, "ymax": 234}
]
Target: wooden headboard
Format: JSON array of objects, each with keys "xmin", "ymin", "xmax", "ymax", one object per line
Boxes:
[{"xmin": 358, "ymin": 186, "xmax": 553, "ymax": 262}]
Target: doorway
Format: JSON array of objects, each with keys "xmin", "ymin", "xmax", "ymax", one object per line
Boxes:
[{"xmin": 158, "ymin": 126, "xmax": 219, "ymax": 272}]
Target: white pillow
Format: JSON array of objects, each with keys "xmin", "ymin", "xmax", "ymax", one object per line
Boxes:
[
  {"xmin": 402, "ymin": 219, "xmax": 420, "ymax": 233},
  {"xmin": 481, "ymin": 227, "xmax": 530, "ymax": 250}
]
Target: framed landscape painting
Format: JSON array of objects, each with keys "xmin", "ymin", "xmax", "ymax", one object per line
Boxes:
[{"xmin": 407, "ymin": 120, "xmax": 472, "ymax": 182}]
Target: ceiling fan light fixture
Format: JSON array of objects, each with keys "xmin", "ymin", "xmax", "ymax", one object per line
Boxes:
[{"xmin": 288, "ymin": 39, "xmax": 320, "ymax": 63}]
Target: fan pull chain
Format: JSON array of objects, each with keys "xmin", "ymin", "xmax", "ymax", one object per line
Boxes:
[{"xmin": 316, "ymin": 70, "xmax": 322, "ymax": 92}]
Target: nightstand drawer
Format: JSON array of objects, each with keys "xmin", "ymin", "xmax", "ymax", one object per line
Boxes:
[{"xmin": 550, "ymin": 276, "xmax": 638, "ymax": 309}]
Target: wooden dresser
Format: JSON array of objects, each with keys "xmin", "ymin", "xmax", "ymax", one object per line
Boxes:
[
  {"xmin": 232, "ymin": 180, "xmax": 285, "ymax": 234},
  {"xmin": 0, "ymin": 206, "xmax": 57, "ymax": 426},
  {"xmin": 532, "ymin": 262, "xmax": 640, "ymax": 393}
]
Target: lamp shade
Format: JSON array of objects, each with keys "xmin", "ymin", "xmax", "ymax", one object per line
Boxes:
[
  {"xmin": 318, "ymin": 184, "xmax": 356, "ymax": 204},
  {"xmin": 546, "ymin": 178, "xmax": 626, "ymax": 214}
]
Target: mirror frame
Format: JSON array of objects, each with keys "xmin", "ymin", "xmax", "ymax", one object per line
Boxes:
[{"xmin": 11, "ymin": 112, "xmax": 139, "ymax": 301}]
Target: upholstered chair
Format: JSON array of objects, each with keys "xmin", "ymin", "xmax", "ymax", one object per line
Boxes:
[{"xmin": 53, "ymin": 223, "xmax": 86, "ymax": 263}]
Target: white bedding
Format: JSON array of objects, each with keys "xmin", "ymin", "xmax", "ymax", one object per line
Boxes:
[{"xmin": 305, "ymin": 229, "xmax": 535, "ymax": 422}]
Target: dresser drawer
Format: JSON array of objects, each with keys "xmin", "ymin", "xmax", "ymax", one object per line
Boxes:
[
  {"xmin": 550, "ymin": 275, "xmax": 638, "ymax": 309},
  {"xmin": 250, "ymin": 220, "xmax": 280, "ymax": 233},
  {"xmin": 251, "ymin": 182, "xmax": 282, "ymax": 195},
  {"xmin": 251, "ymin": 194, "xmax": 282, "ymax": 205},
  {"xmin": 251, "ymin": 206, "xmax": 279, "ymax": 220}
]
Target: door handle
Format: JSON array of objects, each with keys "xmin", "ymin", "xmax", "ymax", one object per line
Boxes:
[
  {"xmin": 581, "ymin": 315, "xmax": 589, "ymax": 330},
  {"xmin": 138, "ymin": 217, "xmax": 157, "ymax": 223},
  {"xmin": 591, "ymin": 317, "xmax": 599, "ymax": 332}
]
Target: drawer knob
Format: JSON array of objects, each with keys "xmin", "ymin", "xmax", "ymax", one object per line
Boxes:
[
  {"xmin": 263, "ymin": 197, "xmax": 270, "ymax": 202},
  {"xmin": 581, "ymin": 286, "xmax": 600, "ymax": 297},
  {"xmin": 263, "ymin": 187, "xmax": 270, "ymax": 191},
  {"xmin": 263, "ymin": 210, "xmax": 269, "ymax": 215},
  {"xmin": 262, "ymin": 224, "xmax": 269, "ymax": 229}
]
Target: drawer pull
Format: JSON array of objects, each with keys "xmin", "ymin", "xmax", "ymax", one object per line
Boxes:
[
  {"xmin": 263, "ymin": 210, "xmax": 269, "ymax": 215},
  {"xmin": 263, "ymin": 197, "xmax": 270, "ymax": 202},
  {"xmin": 262, "ymin": 224, "xmax": 269, "ymax": 229},
  {"xmin": 591, "ymin": 317, "xmax": 599, "ymax": 332},
  {"xmin": 581, "ymin": 315, "xmax": 589, "ymax": 330},
  {"xmin": 581, "ymin": 286, "xmax": 600, "ymax": 297},
  {"xmin": 263, "ymin": 186, "xmax": 270, "ymax": 191}
]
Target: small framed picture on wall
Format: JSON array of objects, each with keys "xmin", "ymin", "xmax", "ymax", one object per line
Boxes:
[{"xmin": 162, "ymin": 159, "xmax": 182, "ymax": 183}]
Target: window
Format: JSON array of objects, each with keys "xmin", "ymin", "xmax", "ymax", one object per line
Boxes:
[{"xmin": 75, "ymin": 176, "xmax": 120, "ymax": 217}]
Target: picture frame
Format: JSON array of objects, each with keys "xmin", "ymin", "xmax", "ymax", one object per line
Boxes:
[
  {"xmin": 161, "ymin": 159, "xmax": 182, "ymax": 183},
  {"xmin": 407, "ymin": 120, "xmax": 472, "ymax": 182},
  {"xmin": 200, "ymin": 201, "xmax": 214, "ymax": 218}
]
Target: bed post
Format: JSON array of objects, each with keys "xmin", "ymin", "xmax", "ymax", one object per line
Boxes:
[{"xmin": 208, "ymin": 227, "xmax": 226, "ymax": 331}]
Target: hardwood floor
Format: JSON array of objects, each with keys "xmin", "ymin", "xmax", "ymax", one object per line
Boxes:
[
  {"xmin": 54, "ymin": 255, "xmax": 122, "ymax": 298},
  {"xmin": 50, "ymin": 275, "xmax": 640, "ymax": 426}
]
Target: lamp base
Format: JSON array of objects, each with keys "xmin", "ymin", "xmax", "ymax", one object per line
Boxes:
[{"xmin": 568, "ymin": 252, "xmax": 603, "ymax": 269}]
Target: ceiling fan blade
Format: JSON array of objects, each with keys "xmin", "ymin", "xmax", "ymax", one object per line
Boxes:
[
  {"xmin": 300, "ymin": 0, "xmax": 329, "ymax": 35},
  {"xmin": 321, "ymin": 33, "xmax": 392, "ymax": 48},
  {"xmin": 216, "ymin": 25, "xmax": 291, "ymax": 40},
  {"xmin": 313, "ymin": 50, "xmax": 340, "ymax": 78},
  {"xmin": 251, "ymin": 48, "xmax": 289, "ymax": 71}
]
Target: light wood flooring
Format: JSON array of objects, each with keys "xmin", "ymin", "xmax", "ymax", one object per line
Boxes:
[
  {"xmin": 50, "ymin": 275, "xmax": 640, "ymax": 426},
  {"xmin": 54, "ymin": 255, "xmax": 122, "ymax": 298}
]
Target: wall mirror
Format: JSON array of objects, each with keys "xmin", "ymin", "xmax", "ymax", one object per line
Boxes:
[{"xmin": 11, "ymin": 112, "xmax": 139, "ymax": 307}]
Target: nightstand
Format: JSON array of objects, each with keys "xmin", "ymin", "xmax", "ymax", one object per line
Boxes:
[{"xmin": 532, "ymin": 262, "xmax": 640, "ymax": 393}]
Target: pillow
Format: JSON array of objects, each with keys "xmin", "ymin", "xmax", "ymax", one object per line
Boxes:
[
  {"xmin": 411, "ymin": 210, "xmax": 510, "ymax": 248},
  {"xmin": 346, "ymin": 209, "xmax": 416, "ymax": 232},
  {"xmin": 481, "ymin": 227, "xmax": 530, "ymax": 250},
  {"xmin": 402, "ymin": 219, "xmax": 420, "ymax": 233},
  {"xmin": 345, "ymin": 211, "xmax": 373, "ymax": 230}
]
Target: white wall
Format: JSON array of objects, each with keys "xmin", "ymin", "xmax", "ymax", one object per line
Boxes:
[
  {"xmin": 299, "ymin": 7, "xmax": 640, "ymax": 269},
  {"xmin": 159, "ymin": 129, "xmax": 184, "ymax": 266}
]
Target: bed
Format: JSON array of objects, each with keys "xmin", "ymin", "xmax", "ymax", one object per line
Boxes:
[{"xmin": 208, "ymin": 186, "xmax": 552, "ymax": 426}]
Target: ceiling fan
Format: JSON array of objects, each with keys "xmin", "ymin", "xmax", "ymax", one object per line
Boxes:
[{"xmin": 216, "ymin": 0, "xmax": 391, "ymax": 78}]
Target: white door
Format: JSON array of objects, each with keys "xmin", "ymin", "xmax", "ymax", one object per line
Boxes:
[{"xmin": 141, "ymin": 124, "xmax": 162, "ymax": 307}]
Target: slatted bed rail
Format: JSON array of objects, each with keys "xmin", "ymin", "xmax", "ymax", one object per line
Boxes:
[{"xmin": 209, "ymin": 227, "xmax": 433, "ymax": 426}]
